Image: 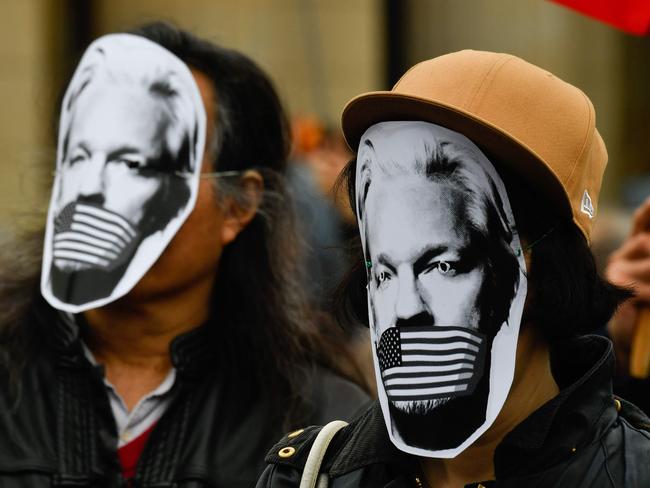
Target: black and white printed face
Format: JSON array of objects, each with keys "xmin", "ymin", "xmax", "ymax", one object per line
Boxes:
[
  {"xmin": 356, "ymin": 121, "xmax": 527, "ymax": 457},
  {"xmin": 41, "ymin": 34, "xmax": 206, "ymax": 313},
  {"xmin": 359, "ymin": 123, "xmax": 489, "ymax": 414},
  {"xmin": 365, "ymin": 171, "xmax": 486, "ymax": 412},
  {"xmin": 54, "ymin": 84, "xmax": 175, "ymax": 272}
]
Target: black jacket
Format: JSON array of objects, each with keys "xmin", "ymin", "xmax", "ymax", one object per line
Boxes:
[
  {"xmin": 0, "ymin": 301, "xmax": 370, "ymax": 488},
  {"xmin": 257, "ymin": 336, "xmax": 650, "ymax": 487}
]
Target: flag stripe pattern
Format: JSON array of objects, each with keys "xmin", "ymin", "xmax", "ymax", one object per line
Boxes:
[
  {"xmin": 377, "ymin": 325, "xmax": 485, "ymax": 401},
  {"xmin": 53, "ymin": 202, "xmax": 137, "ymax": 270}
]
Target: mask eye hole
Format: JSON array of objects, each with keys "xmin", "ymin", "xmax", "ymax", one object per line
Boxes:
[
  {"xmin": 124, "ymin": 159, "xmax": 141, "ymax": 170},
  {"xmin": 115, "ymin": 156, "xmax": 145, "ymax": 170},
  {"xmin": 375, "ymin": 268, "xmax": 393, "ymax": 289}
]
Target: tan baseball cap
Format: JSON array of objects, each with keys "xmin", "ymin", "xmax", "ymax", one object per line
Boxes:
[{"xmin": 342, "ymin": 49, "xmax": 607, "ymax": 241}]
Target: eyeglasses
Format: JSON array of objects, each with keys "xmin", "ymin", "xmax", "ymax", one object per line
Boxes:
[{"xmin": 174, "ymin": 170, "xmax": 242, "ymax": 179}]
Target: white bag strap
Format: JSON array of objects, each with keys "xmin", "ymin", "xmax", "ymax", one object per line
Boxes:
[{"xmin": 299, "ymin": 420, "xmax": 349, "ymax": 488}]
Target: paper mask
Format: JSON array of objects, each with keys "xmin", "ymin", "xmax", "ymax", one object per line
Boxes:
[
  {"xmin": 355, "ymin": 121, "xmax": 527, "ymax": 458},
  {"xmin": 41, "ymin": 34, "xmax": 206, "ymax": 313}
]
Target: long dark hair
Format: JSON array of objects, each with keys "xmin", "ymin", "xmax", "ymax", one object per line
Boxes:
[
  {"xmin": 0, "ymin": 229, "xmax": 43, "ymax": 400},
  {"xmin": 0, "ymin": 22, "xmax": 364, "ymax": 426}
]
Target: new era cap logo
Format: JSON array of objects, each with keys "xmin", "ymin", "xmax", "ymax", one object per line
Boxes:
[{"xmin": 581, "ymin": 190, "xmax": 594, "ymax": 219}]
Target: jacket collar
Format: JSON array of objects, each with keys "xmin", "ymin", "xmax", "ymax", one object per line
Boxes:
[
  {"xmin": 330, "ymin": 334, "xmax": 618, "ymax": 478},
  {"xmin": 494, "ymin": 334, "xmax": 618, "ymax": 478},
  {"xmin": 36, "ymin": 294, "xmax": 216, "ymax": 377},
  {"xmin": 328, "ymin": 401, "xmax": 416, "ymax": 477}
]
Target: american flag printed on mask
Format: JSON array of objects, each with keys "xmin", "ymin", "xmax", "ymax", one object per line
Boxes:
[
  {"xmin": 377, "ymin": 326, "xmax": 486, "ymax": 402},
  {"xmin": 53, "ymin": 202, "xmax": 138, "ymax": 270}
]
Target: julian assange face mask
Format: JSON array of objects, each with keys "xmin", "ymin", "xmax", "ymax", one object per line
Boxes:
[
  {"xmin": 355, "ymin": 121, "xmax": 527, "ymax": 458},
  {"xmin": 41, "ymin": 34, "xmax": 206, "ymax": 313}
]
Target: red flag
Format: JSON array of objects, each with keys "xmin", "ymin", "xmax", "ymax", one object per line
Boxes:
[{"xmin": 550, "ymin": 0, "xmax": 650, "ymax": 35}]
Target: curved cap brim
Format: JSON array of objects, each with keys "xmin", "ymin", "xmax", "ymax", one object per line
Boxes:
[{"xmin": 342, "ymin": 91, "xmax": 573, "ymax": 223}]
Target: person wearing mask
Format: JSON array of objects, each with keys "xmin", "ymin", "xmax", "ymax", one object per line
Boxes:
[
  {"xmin": 257, "ymin": 50, "xmax": 650, "ymax": 488},
  {"xmin": 0, "ymin": 23, "xmax": 368, "ymax": 488}
]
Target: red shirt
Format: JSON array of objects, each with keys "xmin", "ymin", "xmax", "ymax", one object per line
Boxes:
[{"xmin": 118, "ymin": 423, "xmax": 156, "ymax": 481}]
